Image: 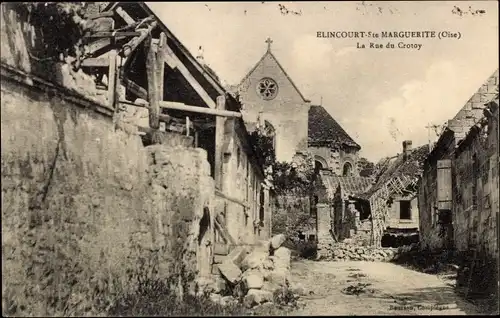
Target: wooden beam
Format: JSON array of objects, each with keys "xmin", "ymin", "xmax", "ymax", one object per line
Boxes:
[
  {"xmin": 107, "ymin": 50, "xmax": 117, "ymax": 109},
  {"xmin": 161, "ymin": 31, "xmax": 226, "ymax": 97},
  {"xmin": 215, "ymin": 190, "xmax": 250, "ymax": 209},
  {"xmin": 122, "ymin": 22, "xmax": 158, "ymax": 57},
  {"xmin": 116, "ymin": 6, "xmax": 136, "ymax": 25},
  {"xmin": 214, "ymin": 214, "xmax": 237, "ymax": 246},
  {"xmin": 86, "ymin": 36, "xmax": 127, "ymax": 56},
  {"xmin": 113, "ymin": 53, "xmax": 123, "ymax": 117},
  {"xmin": 163, "ymin": 44, "xmax": 216, "ymax": 109},
  {"xmin": 156, "ymin": 32, "xmax": 166, "ymax": 101},
  {"xmin": 159, "ymin": 101, "xmax": 242, "ymax": 118},
  {"xmin": 214, "ymin": 95, "xmax": 226, "ymax": 190},
  {"xmin": 81, "ymin": 57, "xmax": 110, "ymax": 68},
  {"xmin": 118, "ymin": 98, "xmax": 242, "ymax": 120},
  {"xmin": 122, "ymin": 78, "xmax": 148, "ymax": 100},
  {"xmin": 85, "ymin": 11, "xmax": 115, "ymax": 19},
  {"xmin": 145, "ymin": 35, "xmax": 160, "ymax": 129},
  {"xmin": 84, "ymin": 31, "xmax": 142, "ymax": 38},
  {"xmin": 222, "ymin": 118, "xmax": 235, "ymax": 155}
]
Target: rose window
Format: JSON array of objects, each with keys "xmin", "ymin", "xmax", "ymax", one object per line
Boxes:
[{"xmin": 257, "ymin": 78, "xmax": 278, "ymax": 100}]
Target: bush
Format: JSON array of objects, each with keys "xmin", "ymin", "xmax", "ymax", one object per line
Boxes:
[{"xmin": 108, "ymin": 277, "xmax": 249, "ymax": 317}]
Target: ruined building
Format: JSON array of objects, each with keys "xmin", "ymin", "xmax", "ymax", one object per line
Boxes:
[{"xmin": 315, "ymin": 141, "xmax": 427, "ymax": 252}]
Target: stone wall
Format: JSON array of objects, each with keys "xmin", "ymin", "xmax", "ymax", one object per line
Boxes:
[
  {"xmin": 454, "ymin": 106, "xmax": 498, "ymax": 256},
  {"xmin": 316, "ymin": 203, "xmax": 333, "ymax": 258},
  {"xmin": 452, "ymin": 102, "xmax": 499, "ymax": 298},
  {"xmin": 1, "ymin": 74, "xmax": 215, "ymax": 316}
]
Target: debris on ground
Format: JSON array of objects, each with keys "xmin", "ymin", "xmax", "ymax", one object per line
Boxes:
[
  {"xmin": 341, "ymin": 282, "xmax": 375, "ymax": 296},
  {"xmin": 348, "ymin": 272, "xmax": 367, "ymax": 279},
  {"xmin": 202, "ymin": 235, "xmax": 308, "ymax": 310}
]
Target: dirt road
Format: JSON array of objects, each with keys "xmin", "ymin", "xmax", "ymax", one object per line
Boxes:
[{"xmin": 290, "ymin": 260, "xmax": 481, "ymax": 316}]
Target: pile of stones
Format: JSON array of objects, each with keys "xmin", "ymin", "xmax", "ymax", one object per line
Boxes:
[
  {"xmin": 320, "ymin": 240, "xmax": 399, "ymax": 262},
  {"xmin": 199, "ymin": 234, "xmax": 308, "ymax": 309}
]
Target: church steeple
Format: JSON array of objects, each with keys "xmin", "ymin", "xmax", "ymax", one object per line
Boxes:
[{"xmin": 265, "ymin": 37, "xmax": 273, "ymax": 52}]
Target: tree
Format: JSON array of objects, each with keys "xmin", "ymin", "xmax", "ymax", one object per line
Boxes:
[{"xmin": 358, "ymin": 157, "xmax": 375, "ymax": 177}]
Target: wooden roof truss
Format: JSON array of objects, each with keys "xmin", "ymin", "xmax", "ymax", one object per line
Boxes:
[{"xmin": 77, "ymin": 3, "xmax": 239, "ymax": 141}]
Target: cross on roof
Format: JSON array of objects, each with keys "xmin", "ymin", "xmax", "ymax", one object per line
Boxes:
[{"xmin": 265, "ymin": 37, "xmax": 273, "ymax": 51}]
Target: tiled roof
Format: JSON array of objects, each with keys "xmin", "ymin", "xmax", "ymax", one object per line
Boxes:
[
  {"xmin": 308, "ymin": 105, "xmax": 361, "ymax": 149},
  {"xmin": 319, "ymin": 170, "xmax": 373, "ymax": 199},
  {"xmin": 358, "ymin": 144, "xmax": 429, "ymax": 200},
  {"xmin": 446, "ymin": 69, "xmax": 499, "ymax": 141}
]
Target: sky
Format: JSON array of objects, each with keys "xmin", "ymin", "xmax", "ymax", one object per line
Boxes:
[{"xmin": 147, "ymin": 1, "xmax": 499, "ymax": 162}]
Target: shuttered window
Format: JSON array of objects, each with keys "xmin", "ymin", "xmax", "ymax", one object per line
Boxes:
[{"xmin": 437, "ymin": 159, "xmax": 452, "ymax": 211}]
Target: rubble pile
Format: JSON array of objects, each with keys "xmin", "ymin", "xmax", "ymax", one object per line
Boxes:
[
  {"xmin": 320, "ymin": 241, "xmax": 399, "ymax": 262},
  {"xmin": 199, "ymin": 234, "xmax": 308, "ymax": 309}
]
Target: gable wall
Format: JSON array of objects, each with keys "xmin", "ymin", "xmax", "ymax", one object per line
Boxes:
[{"xmin": 239, "ymin": 53, "xmax": 309, "ymax": 162}]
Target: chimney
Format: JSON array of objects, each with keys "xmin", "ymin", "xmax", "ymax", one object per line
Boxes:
[{"xmin": 403, "ymin": 140, "xmax": 412, "ymax": 161}]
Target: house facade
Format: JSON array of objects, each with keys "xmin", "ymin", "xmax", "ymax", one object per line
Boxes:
[{"xmin": 418, "ymin": 69, "xmax": 499, "ymax": 251}]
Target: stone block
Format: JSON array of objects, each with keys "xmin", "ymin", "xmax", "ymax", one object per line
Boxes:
[
  {"xmin": 220, "ymin": 295, "xmax": 237, "ymax": 307},
  {"xmin": 228, "ymin": 246, "xmax": 250, "ymax": 268},
  {"xmin": 262, "ymin": 281, "xmax": 282, "ymax": 294},
  {"xmin": 241, "ymin": 250, "xmax": 268, "ymax": 271},
  {"xmin": 243, "ymin": 289, "xmax": 273, "ymax": 308},
  {"xmin": 264, "ymin": 269, "xmax": 289, "ymax": 287},
  {"xmin": 218, "ymin": 261, "xmax": 242, "ymax": 285},
  {"xmin": 213, "ymin": 254, "xmax": 225, "ymax": 264},
  {"xmin": 270, "ymin": 234, "xmax": 286, "ymax": 250},
  {"xmin": 209, "ymin": 293, "xmax": 223, "ymax": 304},
  {"xmin": 273, "ymin": 247, "xmax": 291, "ymax": 270},
  {"xmin": 243, "ymin": 272, "xmax": 264, "ymax": 289},
  {"xmin": 214, "ymin": 243, "xmax": 230, "ymax": 255}
]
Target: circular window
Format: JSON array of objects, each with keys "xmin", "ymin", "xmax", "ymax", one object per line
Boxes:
[{"xmin": 257, "ymin": 78, "xmax": 278, "ymax": 100}]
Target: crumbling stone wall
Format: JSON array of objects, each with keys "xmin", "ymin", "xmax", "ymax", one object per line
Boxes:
[
  {"xmin": 453, "ymin": 103, "xmax": 499, "ymax": 298},
  {"xmin": 316, "ymin": 203, "xmax": 332, "ymax": 258},
  {"xmin": 1, "ymin": 75, "xmax": 214, "ymax": 316}
]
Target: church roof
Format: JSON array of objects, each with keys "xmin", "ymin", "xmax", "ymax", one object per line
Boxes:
[
  {"xmin": 238, "ymin": 48, "xmax": 310, "ymax": 103},
  {"xmin": 308, "ymin": 105, "xmax": 361, "ymax": 149}
]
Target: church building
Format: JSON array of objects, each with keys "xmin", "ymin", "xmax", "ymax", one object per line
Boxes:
[{"xmin": 233, "ymin": 38, "xmax": 361, "ymax": 176}]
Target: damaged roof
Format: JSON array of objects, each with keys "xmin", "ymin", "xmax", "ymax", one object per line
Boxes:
[
  {"xmin": 357, "ymin": 144, "xmax": 429, "ymax": 200},
  {"xmin": 308, "ymin": 105, "xmax": 361, "ymax": 149},
  {"xmin": 319, "ymin": 170, "xmax": 373, "ymax": 199}
]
